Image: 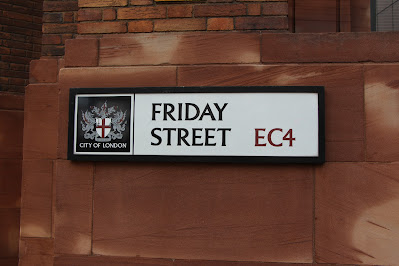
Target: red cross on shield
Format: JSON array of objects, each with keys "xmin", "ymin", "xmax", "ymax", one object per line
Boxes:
[{"xmin": 96, "ymin": 118, "xmax": 111, "ymax": 138}]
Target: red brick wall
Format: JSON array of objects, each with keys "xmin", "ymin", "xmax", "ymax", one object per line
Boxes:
[
  {"xmin": 0, "ymin": 0, "xmax": 42, "ymax": 93},
  {"xmin": 76, "ymin": 0, "xmax": 288, "ymax": 34},
  {"xmin": 20, "ymin": 31, "xmax": 399, "ymax": 265},
  {"xmin": 42, "ymin": 0, "xmax": 78, "ymax": 56},
  {"xmin": 40, "ymin": 0, "xmax": 288, "ymax": 56}
]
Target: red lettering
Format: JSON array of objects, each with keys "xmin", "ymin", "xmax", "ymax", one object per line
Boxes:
[
  {"xmin": 268, "ymin": 128, "xmax": 283, "ymax": 147},
  {"xmin": 283, "ymin": 129, "xmax": 296, "ymax": 147},
  {"xmin": 255, "ymin": 129, "xmax": 266, "ymax": 146}
]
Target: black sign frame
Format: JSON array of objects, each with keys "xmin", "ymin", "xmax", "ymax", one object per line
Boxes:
[{"xmin": 68, "ymin": 86, "xmax": 325, "ymax": 164}]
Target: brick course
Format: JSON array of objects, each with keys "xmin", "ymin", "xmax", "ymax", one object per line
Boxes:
[
  {"xmin": 38, "ymin": 0, "xmax": 289, "ymax": 58},
  {"xmin": 41, "ymin": 0, "xmax": 78, "ymax": 57}
]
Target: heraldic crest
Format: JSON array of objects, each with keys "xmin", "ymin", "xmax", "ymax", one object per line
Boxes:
[{"xmin": 81, "ymin": 101, "xmax": 127, "ymax": 142}]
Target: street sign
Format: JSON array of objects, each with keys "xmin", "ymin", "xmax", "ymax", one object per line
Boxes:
[{"xmin": 68, "ymin": 87, "xmax": 325, "ymax": 163}]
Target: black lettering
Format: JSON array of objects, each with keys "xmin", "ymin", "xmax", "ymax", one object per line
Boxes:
[
  {"xmin": 192, "ymin": 128, "xmax": 203, "ymax": 146},
  {"xmin": 163, "ymin": 103, "xmax": 176, "ymax": 121},
  {"xmin": 185, "ymin": 103, "xmax": 200, "ymax": 121},
  {"xmin": 217, "ymin": 128, "xmax": 231, "ymax": 146},
  {"xmin": 205, "ymin": 128, "xmax": 216, "ymax": 146},
  {"xmin": 178, "ymin": 103, "xmax": 183, "ymax": 121},
  {"xmin": 151, "ymin": 128, "xmax": 162, "ymax": 146},
  {"xmin": 163, "ymin": 128, "xmax": 176, "ymax": 146},
  {"xmin": 199, "ymin": 103, "xmax": 216, "ymax": 121},
  {"xmin": 152, "ymin": 103, "xmax": 162, "ymax": 121},
  {"xmin": 214, "ymin": 103, "xmax": 228, "ymax": 121},
  {"xmin": 177, "ymin": 128, "xmax": 190, "ymax": 146}
]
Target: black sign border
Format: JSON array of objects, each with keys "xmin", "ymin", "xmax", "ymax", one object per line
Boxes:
[{"xmin": 68, "ymin": 86, "xmax": 325, "ymax": 164}]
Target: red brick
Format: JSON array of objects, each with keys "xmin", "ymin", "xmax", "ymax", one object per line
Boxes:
[
  {"xmin": 63, "ymin": 12, "xmax": 75, "ymax": 23},
  {"xmin": 365, "ymin": 64, "xmax": 399, "ymax": 162},
  {"xmin": 78, "ymin": 21, "xmax": 127, "ymax": 34},
  {"xmin": 0, "ymin": 159, "xmax": 21, "ymax": 208},
  {"xmin": 262, "ymin": 2, "xmax": 288, "ymax": 15},
  {"xmin": 0, "ymin": 46, "xmax": 10, "ymax": 55},
  {"xmin": 43, "ymin": 13, "xmax": 63, "ymax": 23},
  {"xmin": 43, "ymin": 23, "xmax": 77, "ymax": 34},
  {"xmin": 128, "ymin": 20, "xmax": 153, "ymax": 33},
  {"xmin": 78, "ymin": 9, "xmax": 102, "ymax": 21},
  {"xmin": 93, "ymin": 163, "xmax": 313, "ymax": 262},
  {"xmin": 168, "ymin": 5, "xmax": 192, "ymax": 18},
  {"xmin": 29, "ymin": 59, "xmax": 58, "ymax": 83},
  {"xmin": 154, "ymin": 18, "xmax": 206, "ymax": 32},
  {"xmin": 0, "ymin": 111, "xmax": 23, "ymax": 159},
  {"xmin": 177, "ymin": 65, "xmax": 364, "ymax": 162},
  {"xmin": 9, "ymin": 77, "xmax": 26, "ymax": 86},
  {"xmin": 61, "ymin": 33, "xmax": 74, "ymax": 44},
  {"xmin": 11, "ymin": 48, "xmax": 26, "ymax": 57},
  {"xmin": 41, "ymin": 45, "xmax": 65, "ymax": 57},
  {"xmin": 65, "ymin": 39, "xmax": 98, "ymax": 67},
  {"xmin": 54, "ymin": 160, "xmax": 94, "ymax": 255},
  {"xmin": 235, "ymin": 16, "xmax": 288, "ymax": 30},
  {"xmin": 118, "ymin": 6, "xmax": 167, "ymax": 19},
  {"xmin": 103, "ymin": 8, "xmax": 116, "ymax": 20},
  {"xmin": 316, "ymin": 162, "xmax": 399, "ymax": 264},
  {"xmin": 130, "ymin": 0, "xmax": 153, "ymax": 5},
  {"xmin": 20, "ymin": 160, "xmax": 53, "ymax": 238},
  {"xmin": 262, "ymin": 32, "xmax": 399, "ymax": 63},
  {"xmin": 79, "ymin": 0, "xmax": 128, "ymax": 7},
  {"xmin": 43, "ymin": 1, "xmax": 78, "ymax": 12},
  {"xmin": 0, "ymin": 208, "xmax": 20, "ymax": 257},
  {"xmin": 2, "ymin": 11, "xmax": 33, "ymax": 22},
  {"xmin": 194, "ymin": 4, "xmax": 246, "ymax": 17},
  {"xmin": 55, "ymin": 255, "xmax": 173, "ymax": 265},
  {"xmin": 24, "ymin": 85, "xmax": 59, "ymax": 159},
  {"xmin": 57, "ymin": 66, "xmax": 177, "ymax": 159},
  {"xmin": 42, "ymin": 34, "xmax": 62, "ymax": 45},
  {"xmin": 247, "ymin": 3, "xmax": 261, "ymax": 15},
  {"xmin": 99, "ymin": 33, "xmax": 260, "ymax": 65},
  {"xmin": 207, "ymin": 18, "xmax": 234, "ymax": 31}
]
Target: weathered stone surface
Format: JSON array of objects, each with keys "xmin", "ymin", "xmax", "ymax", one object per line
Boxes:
[
  {"xmin": 55, "ymin": 255, "xmax": 173, "ymax": 265},
  {"xmin": 24, "ymin": 85, "xmax": 59, "ymax": 159},
  {"xmin": 262, "ymin": 33, "xmax": 399, "ymax": 63},
  {"xmin": 93, "ymin": 163, "xmax": 313, "ymax": 263},
  {"xmin": 20, "ymin": 160, "xmax": 53, "ymax": 237},
  {"xmin": 99, "ymin": 33, "xmax": 260, "ymax": 65},
  {"xmin": 0, "ymin": 93, "xmax": 24, "ymax": 110},
  {"xmin": 316, "ymin": 162, "xmax": 399, "ymax": 265},
  {"xmin": 0, "ymin": 160, "xmax": 21, "ymax": 209},
  {"xmin": 54, "ymin": 160, "xmax": 93, "ymax": 255},
  {"xmin": 0, "ymin": 110, "xmax": 23, "ymax": 159},
  {"xmin": 0, "ymin": 208, "xmax": 20, "ymax": 257},
  {"xmin": 65, "ymin": 39, "xmax": 99, "ymax": 67},
  {"xmin": 364, "ymin": 64, "xmax": 399, "ymax": 162},
  {"xmin": 29, "ymin": 59, "xmax": 58, "ymax": 83}
]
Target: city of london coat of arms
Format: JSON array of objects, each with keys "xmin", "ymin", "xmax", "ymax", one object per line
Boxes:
[{"xmin": 81, "ymin": 101, "xmax": 127, "ymax": 142}]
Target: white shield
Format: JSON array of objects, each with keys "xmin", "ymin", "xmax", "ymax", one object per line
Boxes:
[{"xmin": 96, "ymin": 118, "xmax": 111, "ymax": 138}]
